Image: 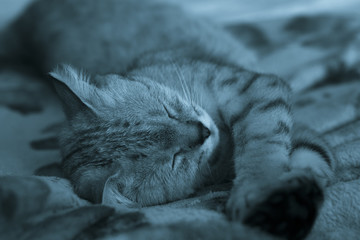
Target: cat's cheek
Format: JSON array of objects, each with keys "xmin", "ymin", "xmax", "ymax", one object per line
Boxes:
[{"xmin": 102, "ymin": 172, "xmax": 139, "ymax": 210}]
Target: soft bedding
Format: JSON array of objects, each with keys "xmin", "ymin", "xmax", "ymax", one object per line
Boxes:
[{"xmin": 0, "ymin": 1, "xmax": 360, "ymax": 239}]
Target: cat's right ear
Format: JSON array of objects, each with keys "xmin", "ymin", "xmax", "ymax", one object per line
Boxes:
[{"xmin": 49, "ymin": 64, "xmax": 99, "ymax": 119}]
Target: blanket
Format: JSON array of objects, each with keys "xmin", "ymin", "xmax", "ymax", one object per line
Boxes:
[{"xmin": 1, "ymin": 1, "xmax": 360, "ymax": 239}]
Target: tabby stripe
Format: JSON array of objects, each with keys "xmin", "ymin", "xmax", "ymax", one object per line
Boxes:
[
  {"xmin": 241, "ymin": 134, "xmax": 267, "ymax": 147},
  {"xmin": 63, "ymin": 139, "xmax": 103, "ymax": 162},
  {"xmin": 76, "ymin": 160, "xmax": 111, "ymax": 169},
  {"xmin": 267, "ymin": 80, "xmax": 281, "ymax": 88},
  {"xmin": 67, "ymin": 136, "xmax": 100, "ymax": 151},
  {"xmin": 274, "ymin": 121, "xmax": 291, "ymax": 134},
  {"xmin": 62, "ymin": 141, "xmax": 129, "ymax": 174},
  {"xmin": 63, "ymin": 146, "xmax": 88, "ymax": 163},
  {"xmin": 74, "ymin": 126, "xmax": 109, "ymax": 136},
  {"xmin": 64, "ymin": 149, "xmax": 114, "ymax": 175},
  {"xmin": 238, "ymin": 132, "xmax": 291, "ymax": 153},
  {"xmin": 72, "ymin": 131, "xmax": 130, "ymax": 150},
  {"xmin": 291, "ymin": 141, "xmax": 332, "ymax": 168},
  {"xmin": 220, "ymin": 77, "xmax": 238, "ymax": 87},
  {"xmin": 230, "ymin": 101, "xmax": 259, "ymax": 126},
  {"xmin": 259, "ymin": 98, "xmax": 291, "ymax": 112},
  {"xmin": 69, "ymin": 160, "xmax": 113, "ymax": 176},
  {"xmin": 240, "ymin": 73, "xmax": 260, "ymax": 93},
  {"xmin": 266, "ymin": 77, "xmax": 290, "ymax": 91},
  {"xmin": 206, "ymin": 74, "xmax": 216, "ymax": 88},
  {"xmin": 75, "ymin": 133, "xmax": 106, "ymax": 144}
]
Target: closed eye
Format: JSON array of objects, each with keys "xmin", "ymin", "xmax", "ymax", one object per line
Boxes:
[
  {"xmin": 163, "ymin": 105, "xmax": 177, "ymax": 120},
  {"xmin": 172, "ymin": 150, "xmax": 182, "ymax": 169}
]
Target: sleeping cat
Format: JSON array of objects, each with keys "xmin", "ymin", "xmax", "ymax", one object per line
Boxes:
[{"xmin": 0, "ymin": 0, "xmax": 336, "ymax": 239}]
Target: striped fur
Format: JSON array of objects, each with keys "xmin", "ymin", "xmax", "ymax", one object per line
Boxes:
[{"xmin": 3, "ymin": 0, "xmax": 337, "ymax": 238}]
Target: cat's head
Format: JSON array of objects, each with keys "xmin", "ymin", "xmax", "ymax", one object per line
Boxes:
[{"xmin": 50, "ymin": 64, "xmax": 219, "ymax": 207}]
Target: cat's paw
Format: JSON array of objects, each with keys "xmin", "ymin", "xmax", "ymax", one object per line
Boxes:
[
  {"xmin": 227, "ymin": 176, "xmax": 324, "ymax": 240},
  {"xmin": 226, "ymin": 183, "xmax": 261, "ymax": 222}
]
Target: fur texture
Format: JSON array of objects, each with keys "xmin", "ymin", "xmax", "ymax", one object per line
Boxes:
[{"xmin": 0, "ymin": 0, "xmax": 338, "ymax": 238}]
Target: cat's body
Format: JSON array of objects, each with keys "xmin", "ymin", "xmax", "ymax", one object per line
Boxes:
[
  {"xmin": 0, "ymin": 0, "xmax": 255, "ymax": 74},
  {"xmin": 1, "ymin": 0, "xmax": 336, "ymax": 239}
]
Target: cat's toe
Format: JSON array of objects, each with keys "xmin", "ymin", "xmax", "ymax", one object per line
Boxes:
[
  {"xmin": 226, "ymin": 184, "xmax": 263, "ymax": 221},
  {"xmin": 226, "ymin": 192, "xmax": 244, "ymax": 221},
  {"xmin": 243, "ymin": 176, "xmax": 324, "ymax": 240}
]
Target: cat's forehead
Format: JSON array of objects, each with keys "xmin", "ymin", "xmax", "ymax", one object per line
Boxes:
[
  {"xmin": 103, "ymin": 74, "xmax": 166, "ymax": 97},
  {"xmin": 50, "ymin": 65, "xmax": 192, "ymax": 122},
  {"xmin": 104, "ymin": 74, "xmax": 187, "ymax": 109}
]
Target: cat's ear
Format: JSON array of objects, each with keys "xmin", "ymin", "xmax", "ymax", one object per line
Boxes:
[
  {"xmin": 49, "ymin": 64, "xmax": 99, "ymax": 119},
  {"xmin": 102, "ymin": 172, "xmax": 139, "ymax": 210}
]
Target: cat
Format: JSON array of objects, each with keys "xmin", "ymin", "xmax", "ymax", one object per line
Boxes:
[{"xmin": 0, "ymin": 0, "xmax": 336, "ymax": 239}]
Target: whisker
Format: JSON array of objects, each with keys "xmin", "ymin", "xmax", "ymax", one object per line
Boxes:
[
  {"xmin": 181, "ymin": 80, "xmax": 189, "ymax": 102},
  {"xmin": 172, "ymin": 61, "xmax": 190, "ymax": 102},
  {"xmin": 197, "ymin": 89, "xmax": 204, "ymax": 108},
  {"xmin": 180, "ymin": 65, "xmax": 192, "ymax": 103},
  {"xmin": 175, "ymin": 62, "xmax": 192, "ymax": 103}
]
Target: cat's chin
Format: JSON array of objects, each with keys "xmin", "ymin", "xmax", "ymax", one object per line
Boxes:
[
  {"xmin": 197, "ymin": 109, "xmax": 220, "ymax": 165},
  {"xmin": 199, "ymin": 122, "xmax": 234, "ymax": 186}
]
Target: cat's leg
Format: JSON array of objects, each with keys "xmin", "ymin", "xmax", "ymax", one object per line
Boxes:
[
  {"xmin": 214, "ymin": 71, "xmax": 331, "ymax": 239},
  {"xmin": 241, "ymin": 125, "xmax": 336, "ymax": 239},
  {"xmin": 288, "ymin": 125, "xmax": 336, "ymax": 187},
  {"xmin": 224, "ymin": 74, "xmax": 296, "ymax": 220}
]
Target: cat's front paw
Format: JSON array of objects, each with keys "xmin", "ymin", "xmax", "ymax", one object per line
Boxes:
[
  {"xmin": 227, "ymin": 176, "xmax": 324, "ymax": 240},
  {"xmin": 226, "ymin": 183, "xmax": 261, "ymax": 222}
]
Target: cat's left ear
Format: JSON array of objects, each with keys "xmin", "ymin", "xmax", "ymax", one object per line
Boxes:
[
  {"xmin": 49, "ymin": 64, "xmax": 101, "ymax": 119},
  {"xmin": 102, "ymin": 172, "xmax": 139, "ymax": 210}
]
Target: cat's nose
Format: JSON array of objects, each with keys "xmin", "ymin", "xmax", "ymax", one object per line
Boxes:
[
  {"xmin": 199, "ymin": 122, "xmax": 211, "ymax": 144},
  {"xmin": 174, "ymin": 121, "xmax": 211, "ymax": 149}
]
